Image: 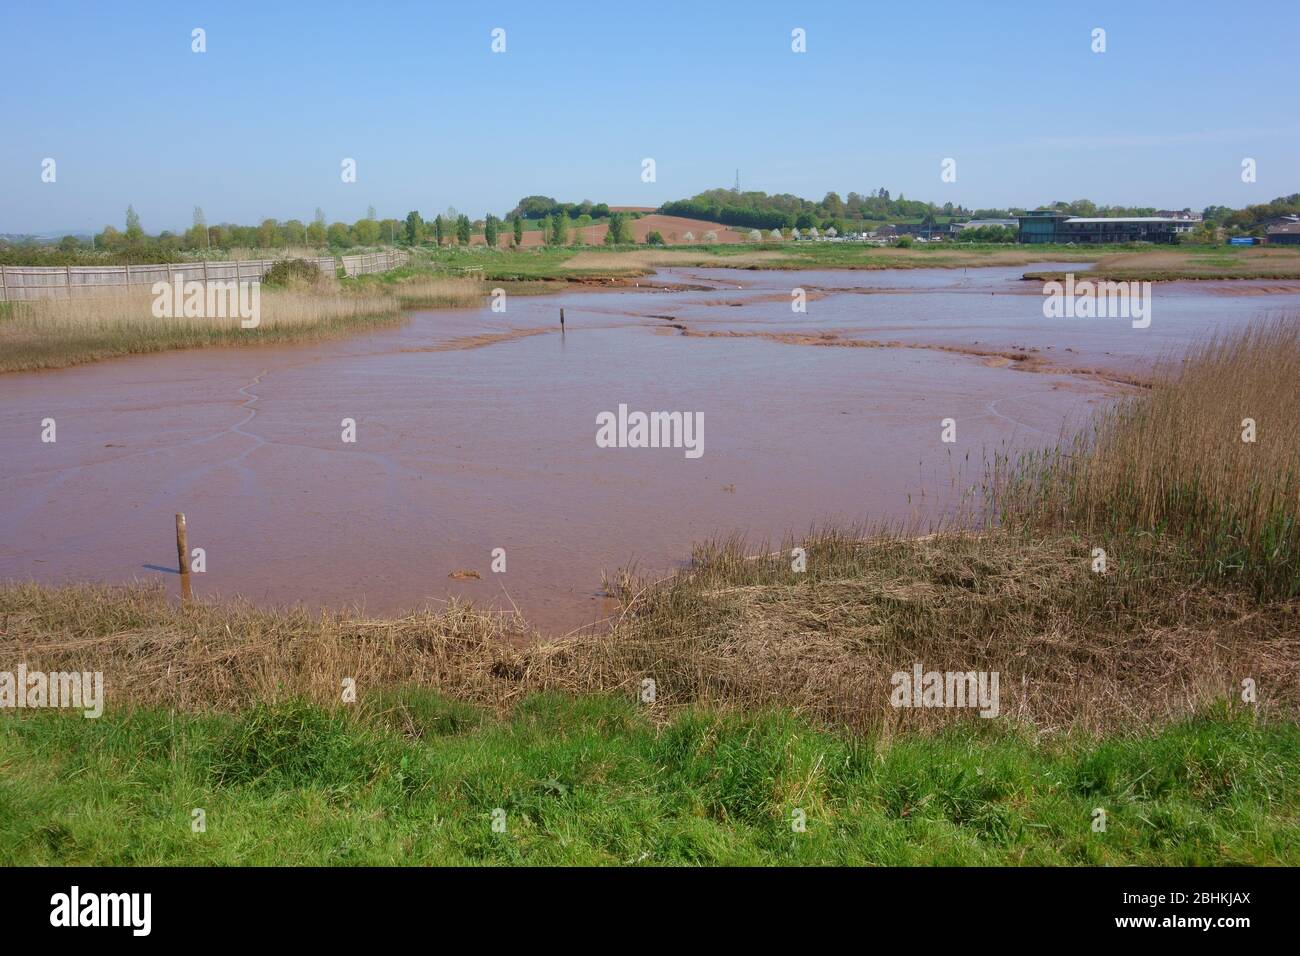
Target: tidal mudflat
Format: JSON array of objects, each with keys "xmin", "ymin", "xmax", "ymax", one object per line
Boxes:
[{"xmin": 3, "ymin": 265, "xmax": 1296, "ymax": 634}]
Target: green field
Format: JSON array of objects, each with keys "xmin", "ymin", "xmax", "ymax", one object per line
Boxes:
[
  {"xmin": 411, "ymin": 241, "xmax": 1300, "ymax": 282},
  {"xmin": 2, "ymin": 696, "xmax": 1294, "ymax": 866}
]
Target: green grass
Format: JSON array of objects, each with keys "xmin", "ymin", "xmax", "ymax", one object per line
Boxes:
[
  {"xmin": 405, "ymin": 241, "xmax": 1200, "ymax": 280},
  {"xmin": 1, "ymin": 692, "xmax": 1295, "ymax": 865}
]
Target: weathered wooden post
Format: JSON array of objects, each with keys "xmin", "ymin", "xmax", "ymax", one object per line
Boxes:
[
  {"xmin": 560, "ymin": 308, "xmax": 565, "ymax": 332},
  {"xmin": 175, "ymin": 513, "xmax": 193, "ymax": 604}
]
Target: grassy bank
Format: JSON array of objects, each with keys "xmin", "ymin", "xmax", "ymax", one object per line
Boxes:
[
  {"xmin": 0, "ymin": 268, "xmax": 485, "ymax": 373},
  {"xmin": 416, "ymin": 241, "xmax": 1300, "ymax": 282},
  {"xmin": 1024, "ymin": 246, "xmax": 1300, "ymax": 282},
  {"xmin": 1, "ymin": 696, "xmax": 1293, "ymax": 865}
]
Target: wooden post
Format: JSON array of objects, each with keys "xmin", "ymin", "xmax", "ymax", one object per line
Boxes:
[
  {"xmin": 1, "ymin": 265, "xmax": 7, "ymax": 303},
  {"xmin": 560, "ymin": 308, "xmax": 565, "ymax": 331},
  {"xmin": 66, "ymin": 264, "xmax": 73, "ymax": 298},
  {"xmin": 175, "ymin": 513, "xmax": 193, "ymax": 603}
]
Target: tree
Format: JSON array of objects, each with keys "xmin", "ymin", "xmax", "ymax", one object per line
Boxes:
[
  {"xmin": 549, "ymin": 211, "xmax": 567, "ymax": 245},
  {"xmin": 484, "ymin": 215, "xmax": 499, "ymax": 248},
  {"xmin": 512, "ymin": 216, "xmax": 523, "ymax": 247},
  {"xmin": 645, "ymin": 230, "xmax": 665, "ymax": 246},
  {"xmin": 258, "ymin": 218, "xmax": 280, "ymax": 248},
  {"xmin": 434, "ymin": 215, "xmax": 445, "ymax": 246},
  {"xmin": 456, "ymin": 214, "xmax": 471, "ymax": 245},
  {"xmin": 125, "ymin": 205, "xmax": 143, "ymax": 240},
  {"xmin": 352, "ymin": 217, "xmax": 380, "ymax": 245},
  {"xmin": 605, "ymin": 212, "xmax": 628, "ymax": 245},
  {"xmin": 509, "ymin": 195, "xmax": 559, "ymax": 220},
  {"xmin": 327, "ymin": 222, "xmax": 352, "ymax": 247},
  {"xmin": 404, "ymin": 211, "xmax": 424, "ymax": 245},
  {"xmin": 307, "ymin": 213, "xmax": 327, "ymax": 246}
]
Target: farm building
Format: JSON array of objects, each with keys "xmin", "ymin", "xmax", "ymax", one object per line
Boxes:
[{"xmin": 1266, "ymin": 222, "xmax": 1300, "ymax": 245}]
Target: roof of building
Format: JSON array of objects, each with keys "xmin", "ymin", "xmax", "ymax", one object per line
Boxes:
[
  {"xmin": 1267, "ymin": 222, "xmax": 1300, "ymax": 234},
  {"xmin": 1061, "ymin": 217, "xmax": 1190, "ymax": 224}
]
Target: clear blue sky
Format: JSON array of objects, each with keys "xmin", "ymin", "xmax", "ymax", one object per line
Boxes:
[{"xmin": 1, "ymin": 0, "xmax": 1296, "ymax": 233}]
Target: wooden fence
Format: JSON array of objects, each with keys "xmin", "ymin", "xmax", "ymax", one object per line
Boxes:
[
  {"xmin": 340, "ymin": 249, "xmax": 410, "ymax": 277},
  {"xmin": 0, "ymin": 249, "xmax": 410, "ymax": 301}
]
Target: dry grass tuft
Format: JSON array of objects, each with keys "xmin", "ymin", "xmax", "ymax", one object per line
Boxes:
[
  {"xmin": 389, "ymin": 276, "xmax": 485, "ymax": 309},
  {"xmin": 3, "ymin": 527, "xmax": 1295, "ymax": 734}
]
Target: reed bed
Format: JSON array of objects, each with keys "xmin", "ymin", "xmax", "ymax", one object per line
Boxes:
[
  {"xmin": 995, "ymin": 315, "xmax": 1300, "ymax": 597},
  {"xmin": 389, "ymin": 276, "xmax": 485, "ymax": 308},
  {"xmin": 0, "ymin": 275, "xmax": 487, "ymax": 372}
]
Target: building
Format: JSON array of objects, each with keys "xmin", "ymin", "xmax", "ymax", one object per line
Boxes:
[
  {"xmin": 1017, "ymin": 210, "xmax": 1193, "ymax": 244},
  {"xmin": 1265, "ymin": 222, "xmax": 1300, "ymax": 245},
  {"xmin": 895, "ymin": 222, "xmax": 947, "ymax": 239},
  {"xmin": 950, "ymin": 218, "xmax": 1018, "ymax": 236}
]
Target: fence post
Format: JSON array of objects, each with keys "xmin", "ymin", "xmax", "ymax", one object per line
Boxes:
[
  {"xmin": 175, "ymin": 513, "xmax": 193, "ymax": 604},
  {"xmin": 1, "ymin": 265, "xmax": 7, "ymax": 302},
  {"xmin": 124, "ymin": 263, "xmax": 130, "ymax": 291},
  {"xmin": 66, "ymin": 264, "xmax": 72, "ymax": 298}
]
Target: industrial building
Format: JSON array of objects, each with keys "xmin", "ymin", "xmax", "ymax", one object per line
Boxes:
[
  {"xmin": 1016, "ymin": 210, "xmax": 1193, "ymax": 244},
  {"xmin": 1266, "ymin": 222, "xmax": 1300, "ymax": 245}
]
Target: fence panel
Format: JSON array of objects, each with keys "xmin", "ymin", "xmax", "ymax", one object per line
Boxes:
[
  {"xmin": 0, "ymin": 255, "xmax": 344, "ymax": 301},
  {"xmin": 340, "ymin": 249, "xmax": 410, "ymax": 277}
]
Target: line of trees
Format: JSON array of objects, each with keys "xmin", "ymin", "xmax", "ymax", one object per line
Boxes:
[
  {"xmin": 659, "ymin": 188, "xmax": 949, "ymax": 232},
  {"xmin": 508, "ymin": 196, "xmax": 612, "ymax": 221},
  {"xmin": 2, "ymin": 205, "xmax": 416, "ymax": 264}
]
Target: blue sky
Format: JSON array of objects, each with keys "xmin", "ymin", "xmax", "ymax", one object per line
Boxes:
[{"xmin": 1, "ymin": 0, "xmax": 1296, "ymax": 233}]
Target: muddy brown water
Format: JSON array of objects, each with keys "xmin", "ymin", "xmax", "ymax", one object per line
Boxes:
[{"xmin": 3, "ymin": 265, "xmax": 1297, "ymax": 635}]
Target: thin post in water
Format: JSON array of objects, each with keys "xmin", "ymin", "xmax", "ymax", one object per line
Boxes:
[{"xmin": 175, "ymin": 513, "xmax": 193, "ymax": 604}]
